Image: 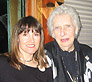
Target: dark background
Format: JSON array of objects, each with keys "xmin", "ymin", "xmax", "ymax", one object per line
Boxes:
[{"xmin": 0, "ymin": 0, "xmax": 8, "ymax": 53}]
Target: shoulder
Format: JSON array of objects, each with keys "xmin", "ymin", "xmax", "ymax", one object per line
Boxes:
[
  {"xmin": 79, "ymin": 44, "xmax": 92, "ymax": 50},
  {"xmin": 79, "ymin": 44, "xmax": 92, "ymax": 53},
  {"xmin": 79, "ymin": 43, "xmax": 92, "ymax": 61},
  {"xmin": 44, "ymin": 41, "xmax": 54, "ymax": 50},
  {"xmin": 0, "ymin": 54, "xmax": 9, "ymax": 67},
  {"xmin": 44, "ymin": 41, "xmax": 55, "ymax": 54},
  {"xmin": 46, "ymin": 67, "xmax": 52, "ymax": 73},
  {"xmin": 0, "ymin": 54, "xmax": 8, "ymax": 61}
]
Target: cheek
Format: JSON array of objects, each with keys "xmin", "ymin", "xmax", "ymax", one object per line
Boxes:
[
  {"xmin": 53, "ymin": 30, "xmax": 60, "ymax": 37},
  {"xmin": 19, "ymin": 40, "xmax": 24, "ymax": 48},
  {"xmin": 35, "ymin": 37, "xmax": 40, "ymax": 44},
  {"xmin": 67, "ymin": 29, "xmax": 75, "ymax": 36},
  {"xmin": 19, "ymin": 37, "xmax": 27, "ymax": 47}
]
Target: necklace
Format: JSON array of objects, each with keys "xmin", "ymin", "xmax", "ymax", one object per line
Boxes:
[
  {"xmin": 67, "ymin": 70, "xmax": 77, "ymax": 82},
  {"xmin": 62, "ymin": 51, "xmax": 78, "ymax": 82},
  {"xmin": 19, "ymin": 56, "xmax": 33, "ymax": 62}
]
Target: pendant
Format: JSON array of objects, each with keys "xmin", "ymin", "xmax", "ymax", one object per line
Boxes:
[{"xmin": 73, "ymin": 77, "xmax": 77, "ymax": 82}]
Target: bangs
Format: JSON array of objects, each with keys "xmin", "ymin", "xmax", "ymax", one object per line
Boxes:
[
  {"xmin": 17, "ymin": 16, "xmax": 42, "ymax": 35},
  {"xmin": 31, "ymin": 26, "xmax": 41, "ymax": 33},
  {"xmin": 18, "ymin": 25, "xmax": 41, "ymax": 35}
]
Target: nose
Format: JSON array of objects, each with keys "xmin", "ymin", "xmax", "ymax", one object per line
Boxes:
[
  {"xmin": 60, "ymin": 28, "xmax": 65, "ymax": 37},
  {"xmin": 29, "ymin": 34, "xmax": 34, "ymax": 42}
]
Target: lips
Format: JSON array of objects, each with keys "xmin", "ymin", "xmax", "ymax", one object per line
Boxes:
[
  {"xmin": 27, "ymin": 44, "xmax": 35, "ymax": 48},
  {"xmin": 61, "ymin": 38, "xmax": 69, "ymax": 42}
]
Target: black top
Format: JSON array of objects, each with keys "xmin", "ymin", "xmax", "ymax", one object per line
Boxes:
[
  {"xmin": 44, "ymin": 39, "xmax": 92, "ymax": 82},
  {"xmin": 0, "ymin": 55, "xmax": 53, "ymax": 82}
]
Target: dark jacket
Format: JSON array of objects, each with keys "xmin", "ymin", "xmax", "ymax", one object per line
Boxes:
[{"xmin": 44, "ymin": 39, "xmax": 92, "ymax": 82}]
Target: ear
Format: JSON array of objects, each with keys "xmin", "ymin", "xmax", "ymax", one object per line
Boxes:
[
  {"xmin": 17, "ymin": 38, "xmax": 20, "ymax": 43},
  {"xmin": 52, "ymin": 32, "xmax": 55, "ymax": 38},
  {"xmin": 75, "ymin": 27, "xmax": 79, "ymax": 35}
]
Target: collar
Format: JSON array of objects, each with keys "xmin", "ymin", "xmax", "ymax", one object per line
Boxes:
[{"xmin": 53, "ymin": 38, "xmax": 80, "ymax": 53}]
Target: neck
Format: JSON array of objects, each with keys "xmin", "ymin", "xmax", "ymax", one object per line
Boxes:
[
  {"xmin": 19, "ymin": 55, "xmax": 34, "ymax": 62},
  {"xmin": 19, "ymin": 47, "xmax": 34, "ymax": 62},
  {"xmin": 18, "ymin": 52, "xmax": 34, "ymax": 63},
  {"xmin": 61, "ymin": 45, "xmax": 74, "ymax": 52}
]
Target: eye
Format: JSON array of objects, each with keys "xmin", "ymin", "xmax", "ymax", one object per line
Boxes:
[
  {"xmin": 34, "ymin": 33, "xmax": 40, "ymax": 36},
  {"xmin": 23, "ymin": 33, "xmax": 27, "ymax": 36},
  {"xmin": 66, "ymin": 25, "xmax": 71, "ymax": 28},
  {"xmin": 55, "ymin": 27, "xmax": 59, "ymax": 29}
]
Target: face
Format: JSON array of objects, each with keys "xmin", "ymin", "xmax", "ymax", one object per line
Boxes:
[
  {"xmin": 53, "ymin": 14, "xmax": 77, "ymax": 51},
  {"xmin": 18, "ymin": 28, "xmax": 40, "ymax": 55}
]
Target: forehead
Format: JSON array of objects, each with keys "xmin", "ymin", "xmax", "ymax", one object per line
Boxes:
[
  {"xmin": 24, "ymin": 25, "xmax": 40, "ymax": 32},
  {"xmin": 53, "ymin": 14, "xmax": 73, "ymax": 26}
]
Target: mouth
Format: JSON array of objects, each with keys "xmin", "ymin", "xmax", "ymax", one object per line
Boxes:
[
  {"xmin": 60, "ymin": 38, "xmax": 69, "ymax": 42},
  {"xmin": 27, "ymin": 44, "xmax": 35, "ymax": 48}
]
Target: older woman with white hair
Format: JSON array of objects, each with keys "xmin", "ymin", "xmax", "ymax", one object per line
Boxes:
[{"xmin": 45, "ymin": 5, "xmax": 92, "ymax": 82}]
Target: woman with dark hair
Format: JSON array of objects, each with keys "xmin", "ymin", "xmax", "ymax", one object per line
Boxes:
[{"xmin": 0, "ymin": 16, "xmax": 53, "ymax": 82}]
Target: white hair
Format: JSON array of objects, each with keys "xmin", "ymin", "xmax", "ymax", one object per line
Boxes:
[{"xmin": 47, "ymin": 5, "xmax": 82, "ymax": 38}]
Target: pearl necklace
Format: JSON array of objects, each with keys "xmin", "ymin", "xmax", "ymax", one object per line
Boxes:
[{"xmin": 19, "ymin": 57, "xmax": 33, "ymax": 62}]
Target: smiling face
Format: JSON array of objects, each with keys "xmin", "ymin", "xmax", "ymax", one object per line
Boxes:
[
  {"xmin": 18, "ymin": 28, "xmax": 40, "ymax": 55},
  {"xmin": 53, "ymin": 14, "xmax": 77, "ymax": 51}
]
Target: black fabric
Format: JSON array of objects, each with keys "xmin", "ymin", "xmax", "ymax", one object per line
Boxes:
[
  {"xmin": 54, "ymin": 39, "xmax": 81, "ymax": 81},
  {"xmin": 0, "ymin": 21, "xmax": 8, "ymax": 53},
  {"xmin": 44, "ymin": 39, "xmax": 92, "ymax": 82},
  {"xmin": 0, "ymin": 55, "xmax": 53, "ymax": 82},
  {"xmin": 45, "ymin": 39, "xmax": 67, "ymax": 82}
]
